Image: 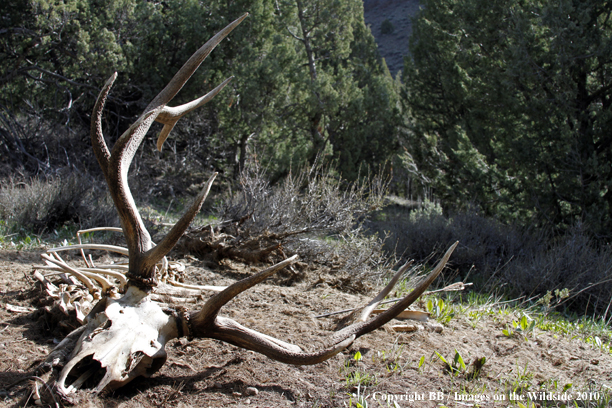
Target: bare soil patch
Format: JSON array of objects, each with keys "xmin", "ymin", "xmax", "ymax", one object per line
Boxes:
[{"xmin": 1, "ymin": 249, "xmax": 611, "ymax": 407}]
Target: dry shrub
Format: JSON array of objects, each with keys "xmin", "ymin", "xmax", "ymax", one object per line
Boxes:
[
  {"xmin": 179, "ymin": 158, "xmax": 393, "ymax": 285},
  {"xmin": 370, "ymin": 201, "xmax": 612, "ymax": 315},
  {"xmin": 0, "ymin": 172, "xmax": 117, "ymax": 234},
  {"xmin": 507, "ymin": 226, "xmax": 612, "ymax": 315},
  {"xmin": 222, "ymin": 158, "xmax": 388, "ymax": 240}
]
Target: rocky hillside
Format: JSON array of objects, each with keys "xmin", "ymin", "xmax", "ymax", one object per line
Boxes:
[{"xmin": 363, "ymin": 0, "xmax": 421, "ymax": 76}]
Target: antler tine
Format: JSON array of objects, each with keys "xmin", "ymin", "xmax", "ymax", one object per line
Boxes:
[
  {"xmin": 146, "ymin": 13, "xmax": 248, "ymax": 114},
  {"xmin": 112, "ymin": 12, "xmax": 249, "ymax": 166},
  {"xmin": 357, "ymin": 259, "xmax": 414, "ymax": 323},
  {"xmin": 190, "ymin": 255, "xmax": 300, "ymax": 329},
  {"xmin": 89, "ymin": 14, "xmax": 248, "ymax": 286},
  {"xmin": 195, "ymin": 242, "xmax": 458, "ymax": 366},
  {"xmin": 91, "ymin": 72, "xmax": 117, "ymax": 178},
  {"xmin": 143, "ymin": 173, "xmax": 218, "ymax": 271},
  {"xmin": 345, "ymin": 241, "xmax": 458, "ymax": 338},
  {"xmin": 155, "ymin": 76, "xmax": 234, "ymax": 151}
]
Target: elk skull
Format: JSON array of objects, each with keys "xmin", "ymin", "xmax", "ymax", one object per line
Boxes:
[{"xmin": 56, "ymin": 286, "xmax": 173, "ymax": 394}]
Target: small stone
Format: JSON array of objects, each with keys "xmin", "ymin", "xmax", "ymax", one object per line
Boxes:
[
  {"xmin": 591, "ymin": 359, "xmax": 599, "ymax": 365},
  {"xmin": 213, "ymin": 382, "xmax": 223, "ymax": 389},
  {"xmin": 245, "ymin": 387, "xmax": 259, "ymax": 396},
  {"xmin": 232, "ymin": 391, "xmax": 242, "ymax": 397}
]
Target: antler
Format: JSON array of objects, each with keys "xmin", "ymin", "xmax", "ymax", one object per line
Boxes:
[
  {"xmin": 42, "ymin": 12, "xmax": 459, "ymax": 398},
  {"xmin": 187, "ymin": 242, "xmax": 458, "ymax": 365},
  {"xmin": 91, "ymin": 13, "xmax": 249, "ymax": 287}
]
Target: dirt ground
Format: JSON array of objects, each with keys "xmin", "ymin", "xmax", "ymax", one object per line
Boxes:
[{"xmin": 1, "ymin": 249, "xmax": 612, "ymax": 408}]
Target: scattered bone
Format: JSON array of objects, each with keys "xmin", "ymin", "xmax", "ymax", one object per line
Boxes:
[
  {"xmin": 150, "ymin": 294, "xmax": 198, "ymax": 304},
  {"xmin": 170, "ymin": 360, "xmax": 196, "ymax": 371},
  {"xmin": 371, "ymin": 309, "xmax": 430, "ymax": 321},
  {"xmin": 33, "ymin": 225, "xmax": 227, "ymax": 329},
  {"xmin": 5, "ymin": 304, "xmax": 37, "ymax": 313},
  {"xmin": 392, "ymin": 324, "xmax": 422, "ymax": 332},
  {"xmin": 167, "ymin": 280, "xmax": 226, "ymax": 292},
  {"xmin": 391, "ymin": 320, "xmax": 443, "ymax": 333}
]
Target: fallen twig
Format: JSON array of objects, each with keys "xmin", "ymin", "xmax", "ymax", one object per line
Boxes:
[{"xmin": 314, "ymin": 282, "xmax": 472, "ymax": 318}]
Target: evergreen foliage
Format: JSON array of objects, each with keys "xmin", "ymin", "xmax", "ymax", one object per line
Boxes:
[
  {"xmin": 0, "ymin": 0, "xmax": 399, "ymax": 182},
  {"xmin": 380, "ymin": 19, "xmax": 394, "ymax": 35},
  {"xmin": 403, "ymin": 0, "xmax": 612, "ymax": 239}
]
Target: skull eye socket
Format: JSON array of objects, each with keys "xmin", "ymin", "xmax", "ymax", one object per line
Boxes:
[{"xmin": 64, "ymin": 354, "xmax": 104, "ymax": 392}]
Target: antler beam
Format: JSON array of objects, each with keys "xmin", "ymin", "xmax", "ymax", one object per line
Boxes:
[{"xmin": 193, "ymin": 242, "xmax": 457, "ymax": 365}]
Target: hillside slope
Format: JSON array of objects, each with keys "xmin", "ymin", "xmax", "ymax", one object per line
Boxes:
[{"xmin": 363, "ymin": 0, "xmax": 421, "ymax": 76}]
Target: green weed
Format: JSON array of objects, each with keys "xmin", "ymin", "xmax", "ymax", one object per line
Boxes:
[
  {"xmin": 417, "ymin": 355, "xmax": 426, "ymax": 372},
  {"xmin": 342, "ymin": 352, "xmax": 378, "ymax": 389},
  {"xmin": 426, "ymin": 297, "xmax": 456, "ymax": 324},
  {"xmin": 505, "ymin": 361, "xmax": 534, "ymax": 395},
  {"xmin": 434, "ymin": 350, "xmax": 467, "ymax": 376}
]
